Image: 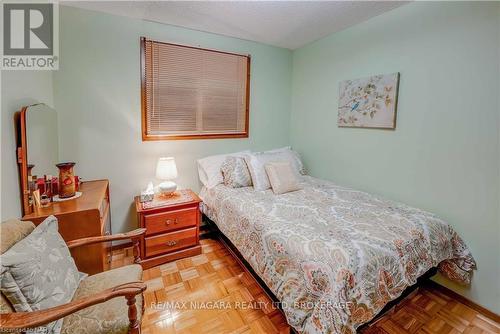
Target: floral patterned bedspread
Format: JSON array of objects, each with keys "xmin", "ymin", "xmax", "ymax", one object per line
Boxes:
[{"xmin": 200, "ymin": 176, "xmax": 476, "ymax": 334}]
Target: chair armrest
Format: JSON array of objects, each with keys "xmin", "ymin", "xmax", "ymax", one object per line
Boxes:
[
  {"xmin": 67, "ymin": 228, "xmax": 146, "ymax": 264},
  {"xmin": 67, "ymin": 228, "xmax": 146, "ymax": 249},
  {"xmin": 0, "ymin": 281, "xmax": 146, "ymax": 330}
]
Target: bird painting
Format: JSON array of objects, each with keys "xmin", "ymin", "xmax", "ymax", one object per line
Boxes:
[{"xmin": 338, "ymin": 72, "xmax": 399, "ymax": 129}]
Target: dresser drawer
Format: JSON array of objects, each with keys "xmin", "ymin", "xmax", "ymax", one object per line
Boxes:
[
  {"xmin": 145, "ymin": 227, "xmax": 197, "ymax": 257},
  {"xmin": 144, "ymin": 207, "xmax": 197, "ymax": 236}
]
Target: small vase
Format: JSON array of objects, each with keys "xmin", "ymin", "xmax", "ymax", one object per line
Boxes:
[{"xmin": 56, "ymin": 162, "xmax": 76, "ymax": 198}]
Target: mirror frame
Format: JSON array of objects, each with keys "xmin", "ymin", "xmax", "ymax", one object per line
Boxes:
[{"xmin": 15, "ymin": 103, "xmax": 46, "ymax": 216}]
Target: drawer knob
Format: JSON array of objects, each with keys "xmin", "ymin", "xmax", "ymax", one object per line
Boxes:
[
  {"xmin": 166, "ymin": 240, "xmax": 178, "ymax": 247},
  {"xmin": 165, "ymin": 218, "xmax": 178, "ymax": 225}
]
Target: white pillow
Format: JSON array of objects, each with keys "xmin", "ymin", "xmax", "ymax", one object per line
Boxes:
[
  {"xmin": 244, "ymin": 149, "xmax": 303, "ymax": 191},
  {"xmin": 262, "ymin": 146, "xmax": 306, "ymax": 175},
  {"xmin": 265, "ymin": 146, "xmax": 291, "ymax": 153},
  {"xmin": 197, "ymin": 150, "xmax": 250, "ymax": 188}
]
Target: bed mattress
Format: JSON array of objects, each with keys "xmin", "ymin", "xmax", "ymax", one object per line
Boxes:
[{"xmin": 200, "ymin": 176, "xmax": 476, "ymax": 334}]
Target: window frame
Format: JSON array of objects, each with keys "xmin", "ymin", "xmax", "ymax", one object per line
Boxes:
[{"xmin": 140, "ymin": 37, "xmax": 251, "ymax": 141}]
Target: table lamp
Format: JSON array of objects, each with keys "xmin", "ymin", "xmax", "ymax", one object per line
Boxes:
[{"xmin": 156, "ymin": 157, "xmax": 178, "ymax": 195}]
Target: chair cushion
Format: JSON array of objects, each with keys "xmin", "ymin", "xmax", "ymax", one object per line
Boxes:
[
  {"xmin": 0, "ymin": 293, "xmax": 13, "ymax": 314},
  {"xmin": 0, "ymin": 219, "xmax": 35, "ymax": 255},
  {"xmin": 61, "ymin": 264, "xmax": 143, "ymax": 334},
  {"xmin": 0, "ymin": 219, "xmax": 34, "ymax": 314}
]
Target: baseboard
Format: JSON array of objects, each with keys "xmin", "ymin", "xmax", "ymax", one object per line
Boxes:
[{"xmin": 424, "ymin": 280, "xmax": 500, "ymax": 323}]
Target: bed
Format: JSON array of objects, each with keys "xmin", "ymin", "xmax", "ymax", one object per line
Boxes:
[{"xmin": 200, "ymin": 175, "xmax": 476, "ymax": 334}]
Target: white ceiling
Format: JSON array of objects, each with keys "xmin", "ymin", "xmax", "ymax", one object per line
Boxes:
[{"xmin": 63, "ymin": 1, "xmax": 408, "ymax": 49}]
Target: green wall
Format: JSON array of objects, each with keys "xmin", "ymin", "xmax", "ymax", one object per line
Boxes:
[
  {"xmin": 290, "ymin": 2, "xmax": 499, "ymax": 312},
  {"xmin": 1, "ymin": 71, "xmax": 54, "ymax": 220},
  {"xmin": 54, "ymin": 6, "xmax": 292, "ymax": 234}
]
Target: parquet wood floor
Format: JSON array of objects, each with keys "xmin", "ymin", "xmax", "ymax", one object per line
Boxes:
[
  {"xmin": 112, "ymin": 238, "xmax": 499, "ymax": 334},
  {"xmin": 359, "ymin": 286, "xmax": 499, "ymax": 334}
]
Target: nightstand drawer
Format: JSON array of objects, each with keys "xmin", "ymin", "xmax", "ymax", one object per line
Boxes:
[
  {"xmin": 145, "ymin": 227, "xmax": 197, "ymax": 257},
  {"xmin": 144, "ymin": 207, "xmax": 197, "ymax": 236}
]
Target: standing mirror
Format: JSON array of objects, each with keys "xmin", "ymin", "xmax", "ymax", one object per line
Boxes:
[{"xmin": 15, "ymin": 103, "xmax": 59, "ymax": 215}]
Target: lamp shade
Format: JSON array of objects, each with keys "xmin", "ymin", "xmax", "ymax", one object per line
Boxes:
[{"xmin": 156, "ymin": 157, "xmax": 178, "ymax": 180}]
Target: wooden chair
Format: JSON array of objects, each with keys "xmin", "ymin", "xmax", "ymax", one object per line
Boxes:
[{"xmin": 0, "ymin": 219, "xmax": 147, "ymax": 334}]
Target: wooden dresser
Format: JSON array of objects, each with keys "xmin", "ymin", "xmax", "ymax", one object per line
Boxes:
[
  {"xmin": 135, "ymin": 190, "xmax": 202, "ymax": 269},
  {"xmin": 22, "ymin": 180, "xmax": 111, "ymax": 275}
]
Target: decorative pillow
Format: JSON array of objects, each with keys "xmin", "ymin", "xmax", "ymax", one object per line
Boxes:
[
  {"xmin": 0, "ymin": 216, "xmax": 84, "ymax": 334},
  {"xmin": 221, "ymin": 156, "xmax": 252, "ymax": 188},
  {"xmin": 264, "ymin": 146, "xmax": 306, "ymax": 175},
  {"xmin": 265, "ymin": 162, "xmax": 302, "ymax": 194},
  {"xmin": 197, "ymin": 150, "xmax": 250, "ymax": 188},
  {"xmin": 244, "ymin": 149, "xmax": 304, "ymax": 191}
]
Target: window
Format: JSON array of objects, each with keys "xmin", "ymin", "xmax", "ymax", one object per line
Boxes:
[{"xmin": 141, "ymin": 38, "xmax": 250, "ymax": 140}]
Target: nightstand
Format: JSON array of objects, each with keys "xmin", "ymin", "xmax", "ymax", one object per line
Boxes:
[{"xmin": 134, "ymin": 189, "xmax": 202, "ymax": 269}]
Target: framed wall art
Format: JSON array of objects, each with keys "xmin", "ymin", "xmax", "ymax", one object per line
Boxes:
[{"xmin": 338, "ymin": 72, "xmax": 400, "ymax": 129}]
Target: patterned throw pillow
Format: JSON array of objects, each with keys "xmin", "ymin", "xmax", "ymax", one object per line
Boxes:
[
  {"xmin": 197, "ymin": 150, "xmax": 251, "ymax": 188},
  {"xmin": 221, "ymin": 156, "xmax": 253, "ymax": 188},
  {"xmin": 0, "ymin": 216, "xmax": 84, "ymax": 334}
]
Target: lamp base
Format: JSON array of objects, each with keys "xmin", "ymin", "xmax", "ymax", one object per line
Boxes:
[{"xmin": 158, "ymin": 181, "xmax": 177, "ymax": 195}]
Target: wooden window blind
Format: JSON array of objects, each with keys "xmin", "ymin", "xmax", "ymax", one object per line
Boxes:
[{"xmin": 141, "ymin": 38, "xmax": 250, "ymax": 140}]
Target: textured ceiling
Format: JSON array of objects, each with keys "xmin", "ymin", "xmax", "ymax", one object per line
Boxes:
[{"xmin": 63, "ymin": 1, "xmax": 408, "ymax": 49}]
